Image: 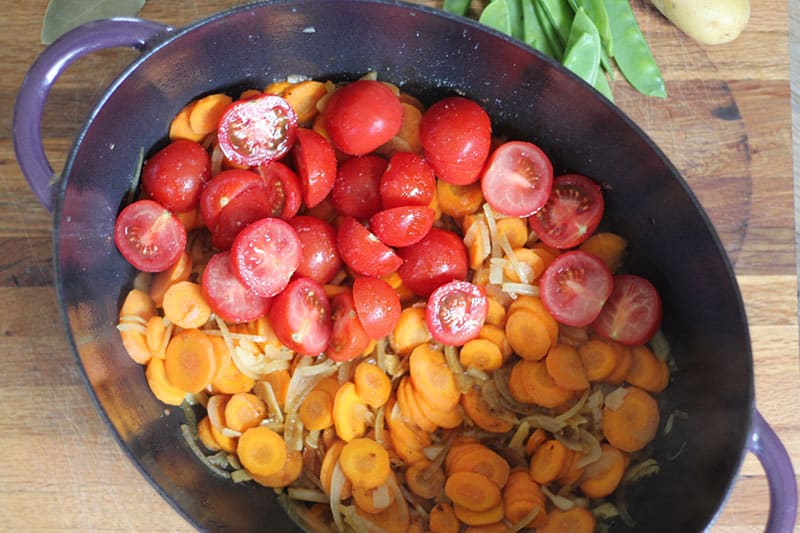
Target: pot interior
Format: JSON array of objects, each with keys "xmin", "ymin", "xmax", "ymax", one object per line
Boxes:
[{"xmin": 54, "ymin": 1, "xmax": 753, "ymax": 531}]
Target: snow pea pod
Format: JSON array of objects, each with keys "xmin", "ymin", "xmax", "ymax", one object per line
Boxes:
[
  {"xmin": 479, "ymin": 0, "xmax": 525, "ymax": 40},
  {"xmin": 537, "ymin": 0, "xmax": 574, "ymax": 48},
  {"xmin": 570, "ymin": 0, "xmax": 612, "ymax": 56},
  {"xmin": 443, "ymin": 0, "xmax": 471, "ymax": 16},
  {"xmin": 520, "ymin": 0, "xmax": 558, "ymax": 59},
  {"xmin": 602, "ymin": 0, "xmax": 666, "ymax": 98},
  {"xmin": 562, "ymin": 7, "xmax": 602, "ymax": 86},
  {"xmin": 531, "ymin": 0, "xmax": 565, "ymax": 59}
]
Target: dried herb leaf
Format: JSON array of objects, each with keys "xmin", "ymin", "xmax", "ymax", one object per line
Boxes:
[{"xmin": 41, "ymin": 0, "xmax": 146, "ymax": 45}]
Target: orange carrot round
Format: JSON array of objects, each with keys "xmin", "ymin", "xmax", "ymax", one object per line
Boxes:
[
  {"xmin": 437, "ymin": 179, "xmax": 484, "ymax": 218},
  {"xmin": 626, "ymin": 344, "xmax": 670, "ymax": 393},
  {"xmin": 237, "ymin": 426, "xmax": 288, "ymax": 477},
  {"xmin": 354, "ymin": 361, "xmax": 392, "ymax": 408},
  {"xmin": 429, "ymin": 502, "xmax": 460, "ymax": 533},
  {"xmin": 145, "ymin": 356, "xmax": 185, "ymax": 406},
  {"xmin": 251, "ymin": 450, "xmax": 303, "ymax": 488},
  {"xmin": 404, "ymin": 459, "xmax": 446, "ymax": 500},
  {"xmin": 332, "ymin": 382, "xmax": 369, "ymax": 442},
  {"xmin": 602, "ymin": 386, "xmax": 660, "ymax": 452},
  {"xmin": 460, "ymin": 387, "xmax": 514, "ymax": 434},
  {"xmin": 529, "ymin": 439, "xmax": 568, "ymax": 484},
  {"xmin": 577, "ymin": 339, "xmax": 618, "ymax": 382},
  {"xmin": 505, "ymin": 308, "xmax": 552, "ymax": 361},
  {"xmin": 162, "ymin": 280, "xmax": 212, "ymax": 329},
  {"xmin": 339, "ymin": 437, "xmax": 392, "ymax": 489},
  {"xmin": 444, "ymin": 471, "xmax": 501, "ymax": 512},
  {"xmin": 164, "ymin": 329, "xmax": 216, "ymax": 394},
  {"xmin": 538, "ymin": 506, "xmax": 596, "ymax": 533},
  {"xmin": 224, "ymin": 392, "xmax": 267, "ymax": 433},
  {"xmin": 298, "ymin": 389, "xmax": 334, "ymax": 431},
  {"xmin": 459, "ymin": 338, "xmax": 504, "ymax": 371},
  {"xmin": 545, "ymin": 343, "xmax": 590, "ymax": 391},
  {"xmin": 579, "ymin": 443, "xmax": 626, "ymax": 498}
]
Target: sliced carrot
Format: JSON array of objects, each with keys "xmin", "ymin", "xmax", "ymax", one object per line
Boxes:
[
  {"xmin": 352, "ymin": 481, "xmax": 396, "ymax": 514},
  {"xmin": 390, "ymin": 306, "xmax": 431, "ymax": 355},
  {"xmin": 464, "ymin": 522, "xmax": 509, "ymax": 533},
  {"xmin": 384, "ymin": 398, "xmax": 432, "ymax": 450},
  {"xmin": 162, "ymin": 280, "xmax": 212, "ymax": 329},
  {"xmin": 189, "ymin": 93, "xmax": 233, "ymax": 135},
  {"xmin": 505, "ymin": 308, "xmax": 552, "ymax": 361},
  {"xmin": 529, "ymin": 438, "xmax": 568, "ymax": 484},
  {"xmin": 460, "ymin": 386, "xmax": 514, "ymax": 434},
  {"xmin": 196, "ymin": 416, "xmax": 221, "ymax": 452},
  {"xmin": 145, "ymin": 356, "xmax": 186, "ymax": 406},
  {"xmin": 251, "ymin": 450, "xmax": 303, "ymax": 488},
  {"xmin": 495, "ymin": 217, "xmax": 529, "ymax": 249},
  {"xmin": 209, "ymin": 419, "xmax": 238, "ymax": 453},
  {"xmin": 312, "ymin": 374, "xmax": 341, "ymax": 400},
  {"xmin": 320, "ymin": 440, "xmax": 352, "ymax": 499},
  {"xmin": 353, "ymin": 480, "xmax": 410, "ymax": 533},
  {"xmin": 436, "ymin": 179, "xmax": 484, "ymax": 219},
  {"xmin": 558, "ymin": 448, "xmax": 586, "ymax": 485},
  {"xmin": 507, "ymin": 295, "xmax": 559, "ymax": 346},
  {"xmin": 604, "ymin": 341, "xmax": 633, "ymax": 385},
  {"xmin": 164, "ymin": 329, "xmax": 216, "ymax": 394},
  {"xmin": 579, "ymin": 231, "xmax": 626, "ymax": 273},
  {"xmin": 173, "ymin": 206, "xmax": 204, "ymax": 232},
  {"xmin": 237, "ymin": 426, "xmax": 288, "ymax": 477},
  {"xmin": 299, "ymin": 389, "xmax": 334, "ymax": 431},
  {"xmin": 120, "ymin": 326, "xmax": 154, "ymax": 365},
  {"xmin": 404, "ymin": 459, "xmax": 446, "ymax": 500},
  {"xmin": 579, "ymin": 442, "xmax": 626, "ymax": 498},
  {"xmin": 353, "ymin": 361, "xmax": 392, "ymax": 408},
  {"xmin": 477, "ymin": 324, "xmax": 512, "ymax": 361},
  {"xmin": 120, "ymin": 288, "xmax": 157, "ymax": 319},
  {"xmin": 463, "ymin": 214, "xmax": 490, "ymax": 270},
  {"xmin": 208, "ymin": 335, "xmax": 256, "ymax": 394},
  {"xmin": 281, "ymin": 80, "xmax": 327, "ymax": 124},
  {"xmin": 507, "ymin": 359, "xmax": 536, "ymax": 404},
  {"xmin": 264, "ymin": 80, "xmax": 292, "ymax": 94},
  {"xmin": 145, "ymin": 315, "xmax": 170, "ymax": 360},
  {"xmin": 396, "ymin": 377, "xmax": 438, "ymax": 432},
  {"xmin": 224, "ymin": 392, "xmax": 267, "ymax": 433},
  {"xmin": 503, "ymin": 247, "xmax": 546, "ymax": 283},
  {"xmin": 332, "ymin": 381, "xmax": 369, "ymax": 442},
  {"xmin": 411, "ymin": 380, "xmax": 464, "ymax": 429},
  {"xmin": 538, "ymin": 506, "xmax": 596, "ymax": 533},
  {"xmin": 627, "ymin": 344, "xmax": 670, "ymax": 393},
  {"xmin": 377, "ymin": 102, "xmax": 424, "ymax": 157},
  {"xmin": 429, "ymin": 502, "xmax": 460, "ymax": 533},
  {"xmin": 260, "ymin": 369, "xmax": 291, "ymax": 409},
  {"xmin": 577, "ymin": 339, "xmax": 618, "ymax": 382},
  {"xmin": 149, "ymin": 250, "xmax": 192, "ymax": 307},
  {"xmin": 525, "ymin": 428, "xmax": 548, "ymax": 456},
  {"xmin": 545, "ymin": 344, "xmax": 590, "ymax": 391},
  {"xmin": 503, "ymin": 469, "xmax": 546, "ymax": 528},
  {"xmin": 602, "ymin": 386, "xmax": 660, "ymax": 452},
  {"xmin": 445, "ymin": 471, "xmax": 502, "ymax": 512},
  {"xmin": 339, "ymin": 437, "xmax": 391, "ymax": 489},
  {"xmin": 445, "ymin": 442, "xmax": 510, "ymax": 488},
  {"xmin": 459, "ymin": 338, "xmax": 504, "ymax": 372},
  {"xmin": 452, "ymin": 502, "xmax": 504, "ymax": 527},
  {"xmin": 516, "ymin": 359, "xmax": 574, "ymax": 408},
  {"xmin": 169, "ymin": 101, "xmax": 205, "ymax": 142},
  {"xmin": 484, "ymin": 296, "xmax": 507, "ymax": 327},
  {"xmin": 408, "ymin": 344, "xmax": 461, "ymax": 411}
]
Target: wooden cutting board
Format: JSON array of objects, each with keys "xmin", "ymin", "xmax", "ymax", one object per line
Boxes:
[{"xmin": 0, "ymin": 0, "xmax": 796, "ymax": 531}]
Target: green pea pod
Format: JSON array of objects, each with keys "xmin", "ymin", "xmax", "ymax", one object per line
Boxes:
[
  {"xmin": 443, "ymin": 0, "xmax": 471, "ymax": 16},
  {"xmin": 520, "ymin": 0, "xmax": 558, "ymax": 58},
  {"xmin": 479, "ymin": 0, "xmax": 525, "ymax": 41},
  {"xmin": 593, "ymin": 67, "xmax": 615, "ymax": 101},
  {"xmin": 576, "ymin": 0, "xmax": 612, "ymax": 57},
  {"xmin": 562, "ymin": 7, "xmax": 602, "ymax": 86},
  {"xmin": 602, "ymin": 0, "xmax": 666, "ymax": 98},
  {"xmin": 536, "ymin": 0, "xmax": 574, "ymax": 48},
  {"xmin": 531, "ymin": 0, "xmax": 565, "ymax": 60}
]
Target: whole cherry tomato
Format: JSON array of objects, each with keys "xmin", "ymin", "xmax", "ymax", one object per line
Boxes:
[
  {"xmin": 379, "ymin": 151, "xmax": 436, "ymax": 209},
  {"xmin": 141, "ymin": 139, "xmax": 211, "ymax": 213},
  {"xmin": 201, "ymin": 251, "xmax": 272, "ymax": 323},
  {"xmin": 331, "ymin": 155, "xmax": 388, "ymax": 219},
  {"xmin": 397, "ymin": 227, "xmax": 468, "ymax": 297}
]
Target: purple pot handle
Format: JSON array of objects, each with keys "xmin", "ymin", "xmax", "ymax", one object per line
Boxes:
[
  {"xmin": 13, "ymin": 18, "xmax": 171, "ymax": 212},
  {"xmin": 748, "ymin": 409, "xmax": 798, "ymax": 532}
]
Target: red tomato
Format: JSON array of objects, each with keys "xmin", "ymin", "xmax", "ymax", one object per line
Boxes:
[
  {"xmin": 326, "ymin": 290, "xmax": 371, "ymax": 362},
  {"xmin": 481, "ymin": 141, "xmax": 554, "ymax": 217},
  {"xmin": 141, "ymin": 139, "xmax": 211, "ymax": 213},
  {"xmin": 426, "ymin": 280, "xmax": 488, "ymax": 346},
  {"xmin": 255, "ymin": 161, "xmax": 303, "ymax": 220},
  {"xmin": 199, "ymin": 169, "xmax": 265, "ymax": 229},
  {"xmin": 230, "ymin": 217, "xmax": 301, "ymax": 297},
  {"xmin": 369, "ymin": 206, "xmax": 435, "ymax": 247},
  {"xmin": 331, "ymin": 155, "xmax": 388, "ymax": 219},
  {"xmin": 270, "ymin": 277, "xmax": 332, "ymax": 356},
  {"xmin": 419, "ymin": 96, "xmax": 492, "ymax": 185},
  {"xmin": 217, "ymin": 94, "xmax": 298, "ymax": 167},
  {"xmin": 291, "ymin": 128, "xmax": 337, "ymax": 208},
  {"xmin": 539, "ymin": 250, "xmax": 614, "ymax": 327},
  {"xmin": 336, "ymin": 215, "xmax": 403, "ymax": 277},
  {"xmin": 201, "ymin": 251, "xmax": 272, "ymax": 323},
  {"xmin": 379, "ymin": 152, "xmax": 436, "ymax": 209},
  {"xmin": 593, "ymin": 274, "xmax": 662, "ymax": 346},
  {"xmin": 528, "ymin": 174, "xmax": 604, "ymax": 249},
  {"xmin": 352, "ymin": 276, "xmax": 402, "ymax": 339},
  {"xmin": 114, "ymin": 199, "xmax": 186, "ymax": 273},
  {"xmin": 323, "ymin": 80, "xmax": 403, "ymax": 156},
  {"xmin": 397, "ymin": 227, "xmax": 468, "ymax": 297},
  {"xmin": 209, "ymin": 189, "xmax": 273, "ymax": 250},
  {"xmin": 289, "ymin": 215, "xmax": 342, "ymax": 284}
]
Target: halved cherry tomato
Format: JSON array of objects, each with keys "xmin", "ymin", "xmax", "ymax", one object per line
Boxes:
[
  {"xmin": 289, "ymin": 215, "xmax": 342, "ymax": 285},
  {"xmin": 269, "ymin": 277, "xmax": 332, "ymax": 356},
  {"xmin": 292, "ymin": 127, "xmax": 337, "ymax": 208},
  {"xmin": 217, "ymin": 94, "xmax": 298, "ymax": 167},
  {"xmin": 255, "ymin": 161, "xmax": 303, "ymax": 220},
  {"xmin": 331, "ymin": 154, "xmax": 388, "ymax": 219},
  {"xmin": 396, "ymin": 227, "xmax": 468, "ymax": 297},
  {"xmin": 539, "ymin": 250, "xmax": 613, "ymax": 327},
  {"xmin": 593, "ymin": 274, "xmax": 662, "ymax": 346},
  {"xmin": 480, "ymin": 141, "xmax": 554, "ymax": 217},
  {"xmin": 209, "ymin": 189, "xmax": 273, "ymax": 250},
  {"xmin": 426, "ymin": 280, "xmax": 488, "ymax": 346},
  {"xmin": 419, "ymin": 96, "xmax": 492, "ymax": 185},
  {"xmin": 326, "ymin": 290, "xmax": 371, "ymax": 362},
  {"xmin": 141, "ymin": 139, "xmax": 211, "ymax": 213},
  {"xmin": 369, "ymin": 206, "xmax": 435, "ymax": 247},
  {"xmin": 114, "ymin": 199, "xmax": 186, "ymax": 273},
  {"xmin": 528, "ymin": 173, "xmax": 604, "ymax": 249},
  {"xmin": 323, "ymin": 79, "xmax": 403, "ymax": 156},
  {"xmin": 199, "ymin": 169, "xmax": 266, "ymax": 229},
  {"xmin": 352, "ymin": 276, "xmax": 402, "ymax": 340},
  {"xmin": 379, "ymin": 151, "xmax": 436, "ymax": 208},
  {"xmin": 201, "ymin": 251, "xmax": 272, "ymax": 323},
  {"xmin": 336, "ymin": 215, "xmax": 403, "ymax": 277},
  {"xmin": 230, "ymin": 217, "xmax": 301, "ymax": 297}
]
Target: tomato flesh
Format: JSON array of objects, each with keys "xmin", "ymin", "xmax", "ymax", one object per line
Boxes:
[
  {"xmin": 292, "ymin": 127, "xmax": 337, "ymax": 208},
  {"xmin": 593, "ymin": 274, "xmax": 662, "ymax": 345},
  {"xmin": 230, "ymin": 217, "xmax": 302, "ymax": 297},
  {"xmin": 336, "ymin": 215, "xmax": 403, "ymax": 277},
  {"xmin": 539, "ymin": 250, "xmax": 614, "ymax": 327},
  {"xmin": 114, "ymin": 199, "xmax": 186, "ymax": 273},
  {"xmin": 426, "ymin": 280, "xmax": 488, "ymax": 346},
  {"xmin": 269, "ymin": 277, "xmax": 332, "ymax": 356},
  {"xmin": 352, "ymin": 276, "xmax": 402, "ymax": 340},
  {"xmin": 326, "ymin": 290, "xmax": 371, "ymax": 362},
  {"xmin": 397, "ymin": 227, "xmax": 468, "ymax": 297},
  {"xmin": 199, "ymin": 169, "xmax": 266, "ymax": 229},
  {"xmin": 480, "ymin": 141, "xmax": 553, "ymax": 217},
  {"xmin": 141, "ymin": 139, "xmax": 211, "ymax": 213},
  {"xmin": 289, "ymin": 215, "xmax": 342, "ymax": 285},
  {"xmin": 201, "ymin": 251, "xmax": 272, "ymax": 323},
  {"xmin": 209, "ymin": 190, "xmax": 273, "ymax": 250},
  {"xmin": 528, "ymin": 173, "xmax": 604, "ymax": 249},
  {"xmin": 255, "ymin": 161, "xmax": 303, "ymax": 220}
]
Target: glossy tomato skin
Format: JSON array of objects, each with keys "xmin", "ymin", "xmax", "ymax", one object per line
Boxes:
[
  {"xmin": 230, "ymin": 217, "xmax": 302, "ymax": 297},
  {"xmin": 255, "ymin": 161, "xmax": 303, "ymax": 220},
  {"xmin": 419, "ymin": 96, "xmax": 492, "ymax": 185},
  {"xmin": 199, "ymin": 169, "xmax": 265, "ymax": 229},
  {"xmin": 397, "ymin": 227, "xmax": 468, "ymax": 297},
  {"xmin": 593, "ymin": 274, "xmax": 662, "ymax": 346},
  {"xmin": 141, "ymin": 139, "xmax": 211, "ymax": 213},
  {"xmin": 528, "ymin": 174, "xmax": 604, "ymax": 249},
  {"xmin": 539, "ymin": 250, "xmax": 614, "ymax": 327},
  {"xmin": 369, "ymin": 206, "xmax": 435, "ymax": 247},
  {"xmin": 379, "ymin": 151, "xmax": 436, "ymax": 208},
  {"xmin": 289, "ymin": 215, "xmax": 342, "ymax": 285},
  {"xmin": 270, "ymin": 277, "xmax": 332, "ymax": 356},
  {"xmin": 331, "ymin": 154, "xmax": 388, "ymax": 219},
  {"xmin": 201, "ymin": 251, "xmax": 272, "ymax": 323},
  {"xmin": 352, "ymin": 276, "xmax": 401, "ymax": 339},
  {"xmin": 323, "ymin": 80, "xmax": 403, "ymax": 156},
  {"xmin": 336, "ymin": 215, "xmax": 403, "ymax": 277},
  {"xmin": 209, "ymin": 190, "xmax": 273, "ymax": 250},
  {"xmin": 326, "ymin": 290, "xmax": 371, "ymax": 362},
  {"xmin": 292, "ymin": 128, "xmax": 337, "ymax": 208},
  {"xmin": 481, "ymin": 141, "xmax": 554, "ymax": 217},
  {"xmin": 114, "ymin": 199, "xmax": 187, "ymax": 272},
  {"xmin": 217, "ymin": 94, "xmax": 298, "ymax": 167},
  {"xmin": 426, "ymin": 280, "xmax": 488, "ymax": 346}
]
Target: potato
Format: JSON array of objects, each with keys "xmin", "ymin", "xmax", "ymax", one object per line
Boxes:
[{"xmin": 649, "ymin": 0, "xmax": 750, "ymax": 45}]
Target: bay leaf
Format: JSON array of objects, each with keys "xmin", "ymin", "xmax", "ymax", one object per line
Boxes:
[{"xmin": 41, "ymin": 0, "xmax": 146, "ymax": 45}]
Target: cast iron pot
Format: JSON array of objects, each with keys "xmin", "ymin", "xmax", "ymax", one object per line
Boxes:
[{"xmin": 13, "ymin": 1, "xmax": 798, "ymax": 531}]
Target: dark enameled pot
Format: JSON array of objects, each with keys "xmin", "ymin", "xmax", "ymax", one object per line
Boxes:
[{"xmin": 13, "ymin": 1, "xmax": 796, "ymax": 531}]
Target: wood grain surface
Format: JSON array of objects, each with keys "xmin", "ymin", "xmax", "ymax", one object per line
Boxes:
[{"xmin": 0, "ymin": 0, "xmax": 797, "ymax": 531}]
